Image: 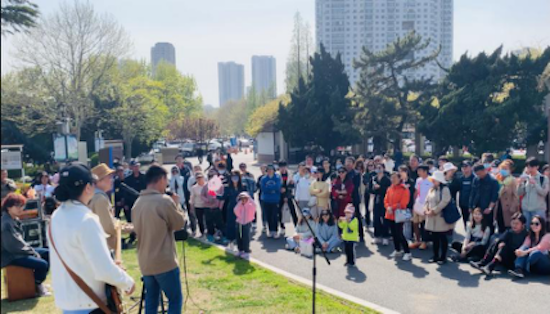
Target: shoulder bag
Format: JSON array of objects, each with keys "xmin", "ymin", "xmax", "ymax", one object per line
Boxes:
[
  {"xmin": 395, "ymin": 208, "xmax": 412, "ymax": 223},
  {"xmin": 48, "ymin": 225, "xmax": 123, "ymax": 314},
  {"xmin": 439, "ymin": 188, "xmax": 461, "ymax": 224}
]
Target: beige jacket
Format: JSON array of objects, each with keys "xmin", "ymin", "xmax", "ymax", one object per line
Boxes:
[
  {"xmin": 309, "ymin": 180, "xmax": 330, "ymax": 209},
  {"xmin": 89, "ymin": 190, "xmax": 117, "ymax": 251},
  {"xmin": 424, "ymin": 186, "xmax": 455, "ymax": 232},
  {"xmin": 495, "ymin": 176, "xmax": 519, "ymax": 227},
  {"xmin": 132, "ymin": 189, "xmax": 185, "ymax": 276}
]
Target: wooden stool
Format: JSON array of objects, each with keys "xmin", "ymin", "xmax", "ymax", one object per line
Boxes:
[{"xmin": 3, "ymin": 265, "xmax": 36, "ymax": 301}]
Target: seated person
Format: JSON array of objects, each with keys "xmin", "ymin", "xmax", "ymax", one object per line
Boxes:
[
  {"xmin": 316, "ymin": 210, "xmax": 342, "ymax": 253},
  {"xmin": 509, "ymin": 215, "xmax": 550, "ymax": 278},
  {"xmin": 285, "ymin": 209, "xmax": 316, "ymax": 253},
  {"xmin": 452, "ymin": 208, "xmax": 491, "ymax": 262},
  {"xmin": 470, "ymin": 212, "xmax": 528, "ymax": 276},
  {"xmin": 1, "ymin": 193, "xmax": 50, "ymax": 296}
]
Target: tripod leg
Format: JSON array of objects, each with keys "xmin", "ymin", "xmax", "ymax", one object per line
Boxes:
[{"xmin": 138, "ymin": 281, "xmax": 145, "ymax": 314}]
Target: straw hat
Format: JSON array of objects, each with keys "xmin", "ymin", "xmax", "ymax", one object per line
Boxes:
[
  {"xmin": 430, "ymin": 170, "xmax": 447, "ymax": 184},
  {"xmin": 91, "ymin": 163, "xmax": 115, "ymax": 181}
]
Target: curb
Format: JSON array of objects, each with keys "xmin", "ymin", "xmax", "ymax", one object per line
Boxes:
[{"xmin": 192, "ymin": 237, "xmax": 400, "ymax": 314}]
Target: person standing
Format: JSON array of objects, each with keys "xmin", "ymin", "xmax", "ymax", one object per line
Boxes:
[
  {"xmin": 278, "ymin": 161, "xmax": 297, "ymax": 231},
  {"xmin": 339, "ymin": 205, "xmax": 359, "ymax": 267},
  {"xmin": 469, "ymin": 164, "xmax": 499, "ymax": 235},
  {"xmin": 309, "ymin": 168, "xmax": 330, "ymax": 221},
  {"xmin": 384, "ymin": 173, "xmax": 412, "ymax": 261},
  {"xmin": 1, "ymin": 169, "xmax": 17, "ymax": 202},
  {"xmin": 410, "ymin": 165, "xmax": 432, "ymax": 250},
  {"xmin": 171, "ymin": 166, "xmax": 196, "ymax": 236},
  {"xmin": 424, "ymin": 171, "xmax": 454, "ymax": 265},
  {"xmin": 202, "ymin": 169, "xmax": 225, "ymax": 243},
  {"xmin": 458, "ymin": 161, "xmax": 475, "ymax": 228},
  {"xmin": 124, "ymin": 161, "xmax": 146, "ymax": 245},
  {"xmin": 190, "ymin": 173, "xmax": 207, "ymax": 238},
  {"xmin": 408, "ymin": 155, "xmax": 420, "ymax": 182},
  {"xmin": 293, "ymin": 163, "xmax": 313, "ymax": 210},
  {"xmin": 495, "ymin": 161, "xmax": 519, "ymax": 233},
  {"xmin": 369, "ymin": 164, "xmax": 391, "ymax": 245},
  {"xmin": 132, "ymin": 166, "xmax": 185, "ymax": 314},
  {"xmin": 363, "ymin": 160, "xmax": 376, "ymax": 227},
  {"xmin": 34, "ymin": 172, "xmax": 55, "ymax": 201},
  {"xmin": 113, "ymin": 166, "xmax": 126, "ymax": 219},
  {"xmin": 2, "ymin": 193, "xmax": 50, "ymax": 296},
  {"xmin": 256, "ymin": 165, "xmax": 268, "ymax": 233},
  {"xmin": 89, "ymin": 164, "xmax": 118, "ymax": 251},
  {"xmin": 221, "ymin": 170, "xmax": 246, "ymax": 251},
  {"xmin": 260, "ymin": 165, "xmax": 282, "ymax": 238},
  {"xmin": 331, "ymin": 168, "xmax": 354, "ymax": 218},
  {"xmin": 345, "ymin": 157, "xmax": 364, "ymax": 242},
  {"xmin": 517, "ymin": 157, "xmax": 549, "ymax": 229},
  {"xmin": 234, "ymin": 192, "xmax": 256, "ymax": 258},
  {"xmin": 176, "ymin": 155, "xmax": 192, "ymax": 214},
  {"xmin": 49, "ymin": 163, "xmax": 135, "ymax": 313}
]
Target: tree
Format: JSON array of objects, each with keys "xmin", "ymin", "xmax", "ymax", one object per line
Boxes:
[
  {"xmin": 1, "ymin": 0, "xmax": 39, "ymax": 35},
  {"xmin": 214, "ymin": 99, "xmax": 248, "ymax": 136},
  {"xmin": 279, "ymin": 45, "xmax": 357, "ymax": 153},
  {"xmin": 353, "ymin": 31, "xmax": 440, "ymax": 153},
  {"xmin": 284, "ymin": 12, "xmax": 313, "ymax": 93},
  {"xmin": 13, "ymin": 1, "xmax": 131, "ymax": 139},
  {"xmin": 246, "ymin": 95, "xmax": 289, "ymax": 137},
  {"xmin": 166, "ymin": 117, "xmax": 219, "ymax": 142}
]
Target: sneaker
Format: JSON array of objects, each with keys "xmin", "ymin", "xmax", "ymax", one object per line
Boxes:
[
  {"xmin": 266, "ymin": 232, "xmax": 273, "ymax": 238},
  {"xmin": 382, "ymin": 239, "xmax": 390, "ymax": 246},
  {"xmin": 273, "ymin": 232, "xmax": 280, "ymax": 239},
  {"xmin": 437, "ymin": 258, "xmax": 448, "ymax": 265},
  {"xmin": 252, "ymin": 223, "xmax": 257, "ymax": 229},
  {"xmin": 279, "ymin": 229, "xmax": 286, "ymax": 237},
  {"xmin": 207, "ymin": 235, "xmax": 215, "ymax": 242},
  {"xmin": 428, "ymin": 256, "xmax": 439, "ymax": 263},
  {"xmin": 332, "ymin": 247, "xmax": 342, "ymax": 253},
  {"xmin": 285, "ymin": 244, "xmax": 291, "ymax": 250},
  {"xmin": 419, "ymin": 242, "xmax": 428, "ymax": 250},
  {"xmin": 481, "ymin": 265, "xmax": 494, "ymax": 276},
  {"xmin": 262, "ymin": 227, "xmax": 267, "ymax": 234},
  {"xmin": 228, "ymin": 242, "xmax": 235, "ymax": 251},
  {"xmin": 402, "ymin": 253, "xmax": 412, "ymax": 261},
  {"xmin": 221, "ymin": 237, "xmax": 229, "ymax": 245},
  {"xmin": 409, "ymin": 242, "xmax": 421, "ymax": 249},
  {"xmin": 240, "ymin": 252, "xmax": 250, "ymax": 259},
  {"xmin": 36, "ymin": 284, "xmax": 51, "ymax": 297},
  {"xmin": 371, "ymin": 238, "xmax": 382, "ymax": 245},
  {"xmin": 508, "ymin": 268, "xmax": 525, "ymax": 279},
  {"xmin": 469, "ymin": 261, "xmax": 485, "ymax": 270},
  {"xmin": 390, "ymin": 250, "xmax": 403, "ymax": 258}
]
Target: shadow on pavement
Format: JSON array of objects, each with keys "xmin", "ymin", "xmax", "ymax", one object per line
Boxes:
[
  {"xmin": 438, "ymin": 262, "xmax": 480, "ymax": 287},
  {"xmin": 396, "ymin": 260, "xmax": 430, "ymax": 278},
  {"xmin": 346, "ymin": 266, "xmax": 367, "ymax": 283}
]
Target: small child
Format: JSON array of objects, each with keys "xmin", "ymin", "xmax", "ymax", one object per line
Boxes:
[
  {"xmin": 338, "ymin": 204, "xmax": 359, "ymax": 267},
  {"xmin": 234, "ymin": 192, "xmax": 256, "ymax": 258},
  {"xmin": 285, "ymin": 209, "xmax": 315, "ymax": 253}
]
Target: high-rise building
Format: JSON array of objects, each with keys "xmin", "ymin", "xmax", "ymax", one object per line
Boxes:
[
  {"xmin": 251, "ymin": 55, "xmax": 277, "ymax": 98},
  {"xmin": 218, "ymin": 61, "xmax": 245, "ymax": 107},
  {"xmin": 316, "ymin": 0, "xmax": 453, "ymax": 85},
  {"xmin": 151, "ymin": 42, "xmax": 176, "ymax": 73}
]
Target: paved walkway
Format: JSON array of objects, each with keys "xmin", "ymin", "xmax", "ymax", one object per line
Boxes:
[{"xmin": 171, "ymin": 152, "xmax": 549, "ymax": 314}]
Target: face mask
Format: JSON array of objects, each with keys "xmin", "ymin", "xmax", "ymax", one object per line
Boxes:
[
  {"xmin": 336, "ymin": 164, "xmax": 343, "ymax": 170},
  {"xmin": 375, "ymin": 169, "xmax": 381, "ymax": 174},
  {"xmin": 231, "ymin": 176, "xmax": 239, "ymax": 183},
  {"xmin": 218, "ymin": 169, "xmax": 226, "ymax": 174},
  {"xmin": 500, "ymin": 169, "xmax": 509, "ymax": 177},
  {"xmin": 484, "ymin": 163, "xmax": 491, "ymax": 169}
]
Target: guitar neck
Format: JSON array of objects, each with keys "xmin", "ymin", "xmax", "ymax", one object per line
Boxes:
[{"xmin": 115, "ymin": 219, "xmax": 122, "ymax": 263}]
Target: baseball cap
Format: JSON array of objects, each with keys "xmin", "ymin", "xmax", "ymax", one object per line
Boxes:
[
  {"xmin": 462, "ymin": 160, "xmax": 473, "ymax": 167},
  {"xmin": 129, "ymin": 160, "xmax": 141, "ymax": 167},
  {"xmin": 58, "ymin": 163, "xmax": 94, "ymax": 188}
]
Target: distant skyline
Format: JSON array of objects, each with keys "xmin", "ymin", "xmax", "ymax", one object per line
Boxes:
[
  {"xmin": 151, "ymin": 42, "xmax": 176, "ymax": 75},
  {"xmin": 1, "ymin": 0, "xmax": 549, "ymax": 107}
]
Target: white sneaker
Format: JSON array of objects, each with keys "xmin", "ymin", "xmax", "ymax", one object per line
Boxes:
[
  {"xmin": 382, "ymin": 239, "xmax": 390, "ymax": 246},
  {"xmin": 402, "ymin": 253, "xmax": 412, "ymax": 261},
  {"xmin": 266, "ymin": 232, "xmax": 272, "ymax": 238},
  {"xmin": 279, "ymin": 229, "xmax": 286, "ymax": 237},
  {"xmin": 371, "ymin": 238, "xmax": 382, "ymax": 245},
  {"xmin": 274, "ymin": 232, "xmax": 280, "ymax": 239},
  {"xmin": 262, "ymin": 227, "xmax": 267, "ymax": 234},
  {"xmin": 390, "ymin": 250, "xmax": 403, "ymax": 258},
  {"xmin": 228, "ymin": 242, "xmax": 235, "ymax": 251}
]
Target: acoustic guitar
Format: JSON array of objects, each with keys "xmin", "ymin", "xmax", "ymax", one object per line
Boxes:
[{"xmin": 106, "ymin": 220, "xmax": 124, "ymax": 313}]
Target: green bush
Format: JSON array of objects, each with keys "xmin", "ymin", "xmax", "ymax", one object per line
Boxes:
[{"xmin": 89, "ymin": 152, "xmax": 99, "ymax": 167}]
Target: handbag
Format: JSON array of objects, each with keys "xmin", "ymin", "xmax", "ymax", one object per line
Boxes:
[
  {"xmin": 395, "ymin": 208, "xmax": 412, "ymax": 223},
  {"xmin": 48, "ymin": 225, "xmax": 122, "ymax": 314},
  {"xmin": 440, "ymin": 188, "xmax": 461, "ymax": 224}
]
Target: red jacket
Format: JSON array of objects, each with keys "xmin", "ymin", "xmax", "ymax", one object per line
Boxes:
[
  {"xmin": 331, "ymin": 177, "xmax": 354, "ymax": 217},
  {"xmin": 384, "ymin": 183, "xmax": 410, "ymax": 221}
]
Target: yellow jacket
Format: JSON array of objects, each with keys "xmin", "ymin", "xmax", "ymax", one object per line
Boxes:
[{"xmin": 309, "ymin": 180, "xmax": 330, "ymax": 209}]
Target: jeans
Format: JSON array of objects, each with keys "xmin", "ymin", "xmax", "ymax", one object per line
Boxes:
[
  {"xmin": 387, "ymin": 220, "xmax": 410, "ymax": 253},
  {"xmin": 185, "ymin": 203, "xmax": 197, "ymax": 234},
  {"xmin": 195, "ymin": 207, "xmax": 207, "ymax": 235},
  {"xmin": 143, "ymin": 267, "xmax": 183, "ymax": 314},
  {"xmin": 515, "ymin": 251, "xmax": 550, "ymax": 275},
  {"xmin": 205, "ymin": 208, "xmax": 224, "ymax": 236},
  {"xmin": 264, "ymin": 202, "xmax": 279, "ymax": 233},
  {"xmin": 373, "ymin": 205, "xmax": 389, "ymax": 238},
  {"xmin": 9, "ymin": 248, "xmax": 49, "ymax": 284},
  {"xmin": 344, "ymin": 241, "xmax": 356, "ymax": 265},
  {"xmin": 237, "ymin": 223, "xmax": 251, "ymax": 252},
  {"xmin": 523, "ymin": 209, "xmax": 546, "ymax": 231},
  {"xmin": 430, "ymin": 231, "xmax": 448, "ymax": 261}
]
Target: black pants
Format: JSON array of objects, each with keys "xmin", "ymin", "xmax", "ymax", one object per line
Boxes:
[
  {"xmin": 460, "ymin": 205, "xmax": 470, "ymax": 229},
  {"xmin": 482, "ymin": 239, "xmax": 517, "ymax": 269},
  {"xmin": 451, "ymin": 242, "xmax": 486, "ymax": 261},
  {"xmin": 388, "ymin": 220, "xmax": 410, "ymax": 253},
  {"xmin": 195, "ymin": 207, "xmax": 207, "ymax": 235},
  {"xmin": 353, "ymin": 199, "xmax": 364, "ymax": 241},
  {"xmin": 431, "ymin": 231, "xmax": 448, "ymax": 261},
  {"xmin": 279, "ymin": 198, "xmax": 298, "ymax": 228},
  {"xmin": 237, "ymin": 223, "xmax": 251, "ymax": 253},
  {"xmin": 364, "ymin": 192, "xmax": 371, "ymax": 226},
  {"xmin": 205, "ymin": 208, "xmax": 224, "ymax": 236},
  {"xmin": 482, "ymin": 213, "xmax": 495, "ymax": 236},
  {"xmin": 344, "ymin": 241, "xmax": 356, "ymax": 265},
  {"xmin": 264, "ymin": 202, "xmax": 279, "ymax": 233},
  {"xmin": 496, "ymin": 203, "xmax": 506, "ymax": 234}
]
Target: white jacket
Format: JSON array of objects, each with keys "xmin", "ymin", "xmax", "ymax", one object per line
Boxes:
[
  {"xmin": 293, "ymin": 174, "xmax": 312, "ymax": 202},
  {"xmin": 170, "ymin": 175, "xmax": 186, "ymax": 205},
  {"xmin": 48, "ymin": 201, "xmax": 134, "ymax": 311}
]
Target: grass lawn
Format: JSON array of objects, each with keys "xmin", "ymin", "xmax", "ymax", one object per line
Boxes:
[{"xmin": 2, "ymin": 239, "xmax": 376, "ymax": 313}]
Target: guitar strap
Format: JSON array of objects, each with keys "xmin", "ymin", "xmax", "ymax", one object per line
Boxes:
[{"xmin": 48, "ymin": 224, "xmax": 113, "ymax": 314}]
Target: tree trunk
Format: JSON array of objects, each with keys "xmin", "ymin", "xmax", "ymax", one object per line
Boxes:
[
  {"xmin": 452, "ymin": 145, "xmax": 460, "ymax": 158},
  {"xmin": 125, "ymin": 136, "xmax": 134, "ymax": 160},
  {"xmin": 373, "ymin": 135, "xmax": 386, "ymax": 155},
  {"xmin": 415, "ymin": 130, "xmax": 423, "ymax": 156}
]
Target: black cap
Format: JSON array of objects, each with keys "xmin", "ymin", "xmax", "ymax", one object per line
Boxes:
[
  {"xmin": 473, "ymin": 164, "xmax": 486, "ymax": 172},
  {"xmin": 462, "ymin": 160, "xmax": 472, "ymax": 167},
  {"xmin": 266, "ymin": 164, "xmax": 275, "ymax": 170},
  {"xmin": 417, "ymin": 164, "xmax": 430, "ymax": 171},
  {"xmin": 278, "ymin": 160, "xmax": 288, "ymax": 167},
  {"xmin": 59, "ymin": 163, "xmax": 94, "ymax": 188},
  {"xmin": 129, "ymin": 160, "xmax": 141, "ymax": 166}
]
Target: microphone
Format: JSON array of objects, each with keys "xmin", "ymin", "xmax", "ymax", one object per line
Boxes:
[{"xmin": 120, "ymin": 182, "xmax": 140, "ymax": 197}]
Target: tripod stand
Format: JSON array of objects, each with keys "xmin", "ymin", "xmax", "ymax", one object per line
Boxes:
[
  {"xmin": 128, "ymin": 277, "xmax": 167, "ymax": 314},
  {"xmin": 292, "ymin": 199, "xmax": 331, "ymax": 314}
]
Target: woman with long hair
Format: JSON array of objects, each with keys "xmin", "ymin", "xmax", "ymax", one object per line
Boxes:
[
  {"xmin": 49, "ymin": 163, "xmax": 135, "ymax": 313},
  {"xmin": 222, "ymin": 170, "xmax": 246, "ymax": 251},
  {"xmin": 451, "ymin": 208, "xmax": 491, "ymax": 262},
  {"xmin": 509, "ymin": 215, "xmax": 550, "ymax": 278},
  {"xmin": 316, "ymin": 210, "xmax": 342, "ymax": 253},
  {"xmin": 384, "ymin": 173, "xmax": 412, "ymax": 261},
  {"xmin": 369, "ymin": 164, "xmax": 391, "ymax": 245}
]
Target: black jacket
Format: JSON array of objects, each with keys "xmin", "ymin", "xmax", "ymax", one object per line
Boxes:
[{"xmin": 1, "ymin": 213, "xmax": 36, "ymax": 268}]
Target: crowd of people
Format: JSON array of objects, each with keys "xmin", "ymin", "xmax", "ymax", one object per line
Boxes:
[{"xmin": 1, "ymin": 149, "xmax": 549, "ymax": 313}]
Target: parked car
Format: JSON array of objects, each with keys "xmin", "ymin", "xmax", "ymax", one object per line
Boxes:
[
  {"xmin": 181, "ymin": 142, "xmax": 196, "ymax": 157},
  {"xmin": 207, "ymin": 141, "xmax": 222, "ymax": 152}
]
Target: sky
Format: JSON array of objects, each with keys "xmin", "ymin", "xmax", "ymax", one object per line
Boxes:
[{"xmin": 1, "ymin": 0, "xmax": 550, "ymax": 107}]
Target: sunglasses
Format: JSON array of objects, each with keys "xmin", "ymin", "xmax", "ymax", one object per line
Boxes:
[
  {"xmin": 321, "ymin": 213, "xmax": 330, "ymax": 216},
  {"xmin": 531, "ymin": 222, "xmax": 541, "ymax": 226}
]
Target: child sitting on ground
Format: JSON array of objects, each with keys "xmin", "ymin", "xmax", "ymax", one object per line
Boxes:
[
  {"xmin": 285, "ymin": 208, "xmax": 316, "ymax": 253},
  {"xmin": 234, "ymin": 192, "xmax": 256, "ymax": 258},
  {"xmin": 339, "ymin": 204, "xmax": 359, "ymax": 267}
]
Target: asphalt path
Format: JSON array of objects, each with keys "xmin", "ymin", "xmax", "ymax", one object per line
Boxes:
[{"xmin": 166, "ymin": 152, "xmax": 549, "ymax": 314}]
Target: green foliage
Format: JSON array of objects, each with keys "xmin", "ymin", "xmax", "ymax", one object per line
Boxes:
[
  {"xmin": 418, "ymin": 47, "xmax": 550, "ymax": 155},
  {"xmin": 246, "ymin": 95, "xmax": 289, "ymax": 137},
  {"xmin": 352, "ymin": 31, "xmax": 440, "ymax": 153},
  {"xmin": 279, "ymin": 45, "xmax": 358, "ymax": 153},
  {"xmin": 1, "ymin": 0, "xmax": 39, "ymax": 35}
]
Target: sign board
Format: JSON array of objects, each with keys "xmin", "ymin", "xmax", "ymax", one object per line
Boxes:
[
  {"xmin": 1, "ymin": 151, "xmax": 22, "ymax": 170},
  {"xmin": 53, "ymin": 134, "xmax": 79, "ymax": 162},
  {"xmin": 78, "ymin": 141, "xmax": 88, "ymax": 164}
]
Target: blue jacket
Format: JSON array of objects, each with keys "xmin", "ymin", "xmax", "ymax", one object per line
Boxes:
[{"xmin": 260, "ymin": 174, "xmax": 282, "ymax": 204}]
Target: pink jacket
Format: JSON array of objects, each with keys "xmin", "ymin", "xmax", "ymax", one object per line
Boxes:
[
  {"xmin": 521, "ymin": 233, "xmax": 550, "ymax": 253},
  {"xmin": 234, "ymin": 200, "xmax": 256, "ymax": 225}
]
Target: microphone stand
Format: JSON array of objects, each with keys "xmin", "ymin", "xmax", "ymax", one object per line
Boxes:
[{"xmin": 292, "ymin": 199, "xmax": 330, "ymax": 314}]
